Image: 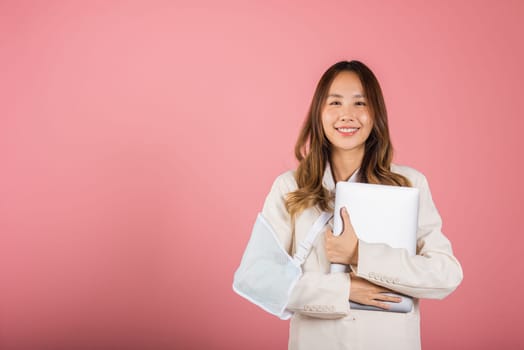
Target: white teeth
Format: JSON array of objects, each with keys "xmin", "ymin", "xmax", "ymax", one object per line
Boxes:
[{"xmin": 338, "ymin": 127, "xmax": 358, "ymax": 132}]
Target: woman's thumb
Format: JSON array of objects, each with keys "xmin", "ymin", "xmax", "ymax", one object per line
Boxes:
[{"xmin": 341, "ymin": 206, "xmax": 351, "ymax": 232}]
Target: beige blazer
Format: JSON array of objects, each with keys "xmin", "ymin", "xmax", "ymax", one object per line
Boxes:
[{"xmin": 261, "ymin": 163, "xmax": 463, "ymax": 350}]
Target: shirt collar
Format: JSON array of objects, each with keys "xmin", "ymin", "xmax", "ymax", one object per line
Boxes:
[{"xmin": 322, "ymin": 162, "xmax": 360, "ymax": 192}]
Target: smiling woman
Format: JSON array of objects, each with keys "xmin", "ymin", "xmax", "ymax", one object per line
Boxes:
[
  {"xmin": 287, "ymin": 61, "xmax": 412, "ymax": 220},
  {"xmin": 234, "ymin": 60, "xmax": 463, "ymax": 350},
  {"xmin": 322, "ymin": 71, "xmax": 374, "ymax": 155}
]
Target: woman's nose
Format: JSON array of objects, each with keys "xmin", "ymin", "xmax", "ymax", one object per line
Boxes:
[{"xmin": 340, "ymin": 111, "xmax": 355, "ymax": 122}]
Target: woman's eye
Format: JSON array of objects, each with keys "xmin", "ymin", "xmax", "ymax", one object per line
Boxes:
[
  {"xmin": 329, "ymin": 101, "xmax": 341, "ymax": 106},
  {"xmin": 355, "ymin": 101, "xmax": 367, "ymax": 106}
]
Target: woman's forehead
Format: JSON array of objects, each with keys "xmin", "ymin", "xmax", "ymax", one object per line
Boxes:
[{"xmin": 328, "ymin": 71, "xmax": 365, "ymax": 96}]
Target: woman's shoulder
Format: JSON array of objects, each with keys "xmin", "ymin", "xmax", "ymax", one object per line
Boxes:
[
  {"xmin": 390, "ymin": 163, "xmax": 429, "ymax": 187},
  {"xmin": 262, "ymin": 170, "xmax": 298, "ymax": 211},
  {"xmin": 271, "ymin": 169, "xmax": 298, "ymax": 193},
  {"xmin": 271, "ymin": 165, "xmax": 429, "ymax": 190}
]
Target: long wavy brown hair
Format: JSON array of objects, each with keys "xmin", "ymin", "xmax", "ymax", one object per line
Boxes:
[{"xmin": 285, "ymin": 60, "xmax": 411, "ymax": 218}]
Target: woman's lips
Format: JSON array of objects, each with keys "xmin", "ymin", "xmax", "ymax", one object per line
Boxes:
[{"xmin": 336, "ymin": 127, "xmax": 359, "ymax": 136}]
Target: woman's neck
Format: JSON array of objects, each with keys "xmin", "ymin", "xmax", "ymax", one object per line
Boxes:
[{"xmin": 330, "ymin": 149, "xmax": 364, "ymax": 183}]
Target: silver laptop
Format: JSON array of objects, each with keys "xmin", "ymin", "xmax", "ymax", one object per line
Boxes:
[{"xmin": 333, "ymin": 181, "xmax": 419, "ymax": 313}]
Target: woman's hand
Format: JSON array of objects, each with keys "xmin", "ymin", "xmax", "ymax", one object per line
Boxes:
[
  {"xmin": 349, "ymin": 272, "xmax": 402, "ymax": 310},
  {"xmin": 325, "ymin": 207, "xmax": 359, "ymax": 265}
]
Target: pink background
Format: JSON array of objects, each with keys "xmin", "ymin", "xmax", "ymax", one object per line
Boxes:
[{"xmin": 1, "ymin": 1, "xmax": 523, "ymax": 349}]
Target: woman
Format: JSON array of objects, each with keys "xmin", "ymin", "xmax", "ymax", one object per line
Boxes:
[{"xmin": 261, "ymin": 60, "xmax": 463, "ymax": 349}]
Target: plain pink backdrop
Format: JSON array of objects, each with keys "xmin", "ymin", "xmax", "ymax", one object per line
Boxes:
[{"xmin": 1, "ymin": 1, "xmax": 523, "ymax": 349}]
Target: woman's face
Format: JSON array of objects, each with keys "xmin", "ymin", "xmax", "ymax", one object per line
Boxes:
[{"xmin": 321, "ymin": 71, "xmax": 373, "ymax": 157}]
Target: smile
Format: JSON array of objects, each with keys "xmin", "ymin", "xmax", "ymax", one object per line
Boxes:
[
  {"xmin": 336, "ymin": 127, "xmax": 360, "ymax": 135},
  {"xmin": 337, "ymin": 127, "xmax": 359, "ymax": 132}
]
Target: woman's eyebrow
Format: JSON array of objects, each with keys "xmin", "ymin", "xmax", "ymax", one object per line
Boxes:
[{"xmin": 327, "ymin": 93, "xmax": 366, "ymax": 98}]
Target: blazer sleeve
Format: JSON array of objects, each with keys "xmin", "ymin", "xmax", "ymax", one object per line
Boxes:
[
  {"xmin": 261, "ymin": 173, "xmax": 350, "ymax": 319},
  {"xmin": 351, "ymin": 171, "xmax": 464, "ymax": 299}
]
